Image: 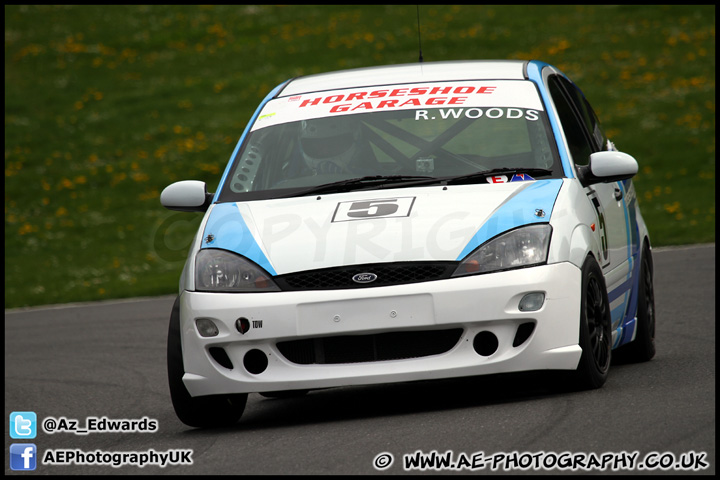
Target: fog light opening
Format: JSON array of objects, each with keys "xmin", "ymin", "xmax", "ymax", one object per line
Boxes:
[
  {"xmin": 473, "ymin": 331, "xmax": 499, "ymax": 357},
  {"xmin": 519, "ymin": 292, "xmax": 545, "ymax": 312},
  {"xmin": 243, "ymin": 349, "xmax": 269, "ymax": 375},
  {"xmin": 195, "ymin": 317, "xmax": 219, "ymax": 337},
  {"xmin": 513, "ymin": 322, "xmax": 536, "ymax": 347},
  {"xmin": 209, "ymin": 347, "xmax": 234, "ymax": 369}
]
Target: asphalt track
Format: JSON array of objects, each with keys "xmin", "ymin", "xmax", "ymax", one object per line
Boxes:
[{"xmin": 5, "ymin": 244, "xmax": 715, "ymax": 475}]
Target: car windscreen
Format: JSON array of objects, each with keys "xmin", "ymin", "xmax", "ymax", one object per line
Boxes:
[{"xmin": 218, "ymin": 80, "xmax": 562, "ymax": 201}]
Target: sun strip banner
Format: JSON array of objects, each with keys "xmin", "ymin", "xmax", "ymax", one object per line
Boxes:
[{"xmin": 252, "ymin": 80, "xmax": 544, "ymax": 131}]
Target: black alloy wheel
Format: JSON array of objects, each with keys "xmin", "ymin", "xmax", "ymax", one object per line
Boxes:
[{"xmin": 573, "ymin": 256, "xmax": 612, "ymax": 390}]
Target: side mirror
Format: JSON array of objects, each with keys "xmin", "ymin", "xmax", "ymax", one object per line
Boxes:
[
  {"xmin": 160, "ymin": 180, "xmax": 213, "ymax": 212},
  {"xmin": 577, "ymin": 151, "xmax": 638, "ymax": 187}
]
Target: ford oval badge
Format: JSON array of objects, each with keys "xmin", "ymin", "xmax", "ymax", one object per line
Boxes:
[{"xmin": 352, "ymin": 272, "xmax": 377, "ymax": 284}]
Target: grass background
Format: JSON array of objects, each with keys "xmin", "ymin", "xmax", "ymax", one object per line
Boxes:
[{"xmin": 4, "ymin": 5, "xmax": 715, "ymax": 309}]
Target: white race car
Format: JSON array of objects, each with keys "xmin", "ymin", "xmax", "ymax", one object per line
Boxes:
[{"xmin": 161, "ymin": 60, "xmax": 656, "ymax": 428}]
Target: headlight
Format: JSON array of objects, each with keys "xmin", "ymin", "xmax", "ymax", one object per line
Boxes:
[
  {"xmin": 195, "ymin": 249, "xmax": 280, "ymax": 292},
  {"xmin": 452, "ymin": 224, "xmax": 552, "ymax": 277}
]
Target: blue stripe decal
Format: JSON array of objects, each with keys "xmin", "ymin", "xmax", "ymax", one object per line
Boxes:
[
  {"xmin": 619, "ymin": 318, "xmax": 637, "ymax": 347},
  {"xmin": 608, "ymin": 276, "xmax": 634, "ymax": 303},
  {"xmin": 613, "ymin": 319, "xmax": 636, "ymax": 349},
  {"xmin": 456, "ymin": 179, "xmax": 563, "ymax": 260},
  {"xmin": 525, "ymin": 61, "xmax": 574, "ymax": 178},
  {"xmin": 201, "ymin": 203, "xmax": 276, "ymax": 275},
  {"xmin": 611, "ymin": 302, "xmax": 627, "ymax": 327},
  {"xmin": 213, "ymin": 80, "xmax": 291, "ymax": 203},
  {"xmin": 616, "ymin": 183, "xmax": 643, "ymax": 347}
]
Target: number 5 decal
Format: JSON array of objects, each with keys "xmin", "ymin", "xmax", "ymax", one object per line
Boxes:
[
  {"xmin": 588, "ymin": 191, "xmax": 609, "ymax": 265},
  {"xmin": 332, "ymin": 197, "xmax": 415, "ymax": 222}
]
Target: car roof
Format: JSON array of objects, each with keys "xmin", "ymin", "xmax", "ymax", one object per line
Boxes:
[{"xmin": 278, "ymin": 60, "xmax": 529, "ymax": 97}]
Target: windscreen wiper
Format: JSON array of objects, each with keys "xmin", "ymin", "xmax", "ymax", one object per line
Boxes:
[
  {"xmin": 278, "ymin": 168, "xmax": 553, "ymax": 198},
  {"xmin": 280, "ymin": 175, "xmax": 437, "ymax": 198}
]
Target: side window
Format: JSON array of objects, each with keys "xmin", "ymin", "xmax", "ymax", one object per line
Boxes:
[
  {"xmin": 548, "ymin": 76, "xmax": 594, "ymax": 166},
  {"xmin": 557, "ymin": 76, "xmax": 607, "ymax": 151},
  {"xmin": 581, "ymin": 97, "xmax": 608, "ymax": 151}
]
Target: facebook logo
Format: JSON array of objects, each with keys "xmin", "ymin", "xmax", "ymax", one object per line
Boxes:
[
  {"xmin": 10, "ymin": 444, "xmax": 37, "ymax": 471},
  {"xmin": 10, "ymin": 411, "xmax": 37, "ymax": 439}
]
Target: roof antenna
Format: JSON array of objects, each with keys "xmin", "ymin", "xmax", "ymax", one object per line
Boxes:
[{"xmin": 416, "ymin": 5, "xmax": 423, "ymax": 63}]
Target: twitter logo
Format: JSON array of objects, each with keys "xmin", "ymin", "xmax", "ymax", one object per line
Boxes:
[{"xmin": 10, "ymin": 412, "xmax": 37, "ymax": 439}]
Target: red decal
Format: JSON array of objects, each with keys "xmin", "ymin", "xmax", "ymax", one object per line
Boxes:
[
  {"xmin": 329, "ymin": 104, "xmax": 351, "ymax": 113},
  {"xmin": 346, "ymin": 92, "xmax": 366, "ymax": 101},
  {"xmin": 399, "ymin": 98, "xmax": 422, "ymax": 107},
  {"xmin": 299, "ymin": 98, "xmax": 321, "ymax": 107},
  {"xmin": 429, "ymin": 86, "xmax": 453, "ymax": 95},
  {"xmin": 296, "ymin": 85, "xmax": 497, "ymax": 111},
  {"xmin": 323, "ymin": 95, "xmax": 344, "ymax": 104},
  {"xmin": 409, "ymin": 87, "xmax": 428, "ymax": 95},
  {"xmin": 454, "ymin": 86, "xmax": 475, "ymax": 94},
  {"xmin": 487, "ymin": 175, "xmax": 508, "ymax": 184},
  {"xmin": 377, "ymin": 99, "xmax": 399, "ymax": 109},
  {"xmin": 351, "ymin": 102, "xmax": 373, "ymax": 111}
]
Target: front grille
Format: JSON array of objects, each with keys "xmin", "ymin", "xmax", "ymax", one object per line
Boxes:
[
  {"xmin": 276, "ymin": 328, "xmax": 464, "ymax": 365},
  {"xmin": 274, "ymin": 262, "xmax": 457, "ymax": 291}
]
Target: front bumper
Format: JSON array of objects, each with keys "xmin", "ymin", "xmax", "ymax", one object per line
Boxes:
[{"xmin": 179, "ymin": 262, "xmax": 582, "ymax": 397}]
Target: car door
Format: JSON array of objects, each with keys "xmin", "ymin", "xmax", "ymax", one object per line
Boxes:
[{"xmin": 546, "ymin": 73, "xmax": 633, "ymax": 330}]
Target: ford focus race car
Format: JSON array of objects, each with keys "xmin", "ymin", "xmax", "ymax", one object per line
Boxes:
[{"xmin": 161, "ymin": 60, "xmax": 656, "ymax": 428}]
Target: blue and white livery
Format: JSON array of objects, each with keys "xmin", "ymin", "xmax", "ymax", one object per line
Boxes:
[{"xmin": 161, "ymin": 60, "xmax": 655, "ymax": 428}]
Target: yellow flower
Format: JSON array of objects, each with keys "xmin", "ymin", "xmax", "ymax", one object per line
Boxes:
[
  {"xmin": 138, "ymin": 190, "xmax": 159, "ymax": 201},
  {"xmin": 18, "ymin": 223, "xmax": 36, "ymax": 235},
  {"xmin": 663, "ymin": 202, "xmax": 680, "ymax": 214},
  {"xmin": 111, "ymin": 172, "xmax": 127, "ymax": 185}
]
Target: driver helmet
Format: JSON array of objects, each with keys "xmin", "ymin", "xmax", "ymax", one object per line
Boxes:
[{"xmin": 299, "ymin": 116, "xmax": 360, "ymax": 173}]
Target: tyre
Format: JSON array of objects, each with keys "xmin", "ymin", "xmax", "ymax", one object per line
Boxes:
[
  {"xmin": 573, "ymin": 256, "xmax": 612, "ymax": 390},
  {"xmin": 616, "ymin": 244, "xmax": 656, "ymax": 362},
  {"xmin": 167, "ymin": 296, "xmax": 247, "ymax": 428}
]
